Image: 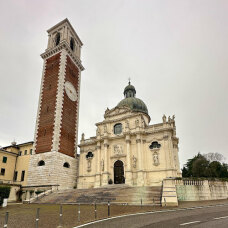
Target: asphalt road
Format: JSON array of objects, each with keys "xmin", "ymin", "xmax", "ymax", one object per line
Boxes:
[{"xmin": 76, "ymin": 204, "xmax": 228, "ymax": 228}]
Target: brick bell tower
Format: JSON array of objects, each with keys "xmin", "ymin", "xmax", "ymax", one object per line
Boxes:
[{"xmin": 27, "ymin": 19, "xmax": 84, "ymax": 189}]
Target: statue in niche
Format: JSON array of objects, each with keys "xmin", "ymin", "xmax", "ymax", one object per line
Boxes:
[
  {"xmin": 153, "ymin": 153, "xmax": 159, "ymax": 166},
  {"xmin": 162, "ymin": 114, "xmax": 167, "ymax": 124},
  {"xmin": 132, "ymin": 155, "xmax": 137, "ymax": 168},
  {"xmin": 172, "ymin": 115, "xmax": 175, "ymax": 121},
  {"xmin": 114, "ymin": 145, "xmax": 123, "ymax": 155},
  {"xmin": 101, "ymin": 159, "xmax": 104, "ymax": 171},
  {"xmin": 141, "ymin": 119, "xmax": 145, "ymax": 128},
  {"xmin": 87, "ymin": 158, "xmax": 92, "ymax": 172},
  {"xmin": 135, "ymin": 119, "xmax": 139, "ymax": 127}
]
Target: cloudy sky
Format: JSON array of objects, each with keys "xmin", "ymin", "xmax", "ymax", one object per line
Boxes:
[{"xmin": 0, "ymin": 0, "xmax": 227, "ymax": 166}]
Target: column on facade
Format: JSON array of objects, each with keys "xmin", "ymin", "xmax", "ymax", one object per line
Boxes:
[
  {"xmin": 102, "ymin": 139, "xmax": 109, "ymax": 186},
  {"xmin": 77, "ymin": 148, "xmax": 84, "ymax": 189},
  {"xmin": 125, "ymin": 134, "xmax": 133, "ymax": 185},
  {"xmin": 136, "ymin": 135, "xmax": 144, "ymax": 186},
  {"xmin": 95, "ymin": 141, "xmax": 101, "ymax": 187}
]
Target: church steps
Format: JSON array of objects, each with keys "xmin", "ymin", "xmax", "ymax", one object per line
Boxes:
[{"xmin": 33, "ymin": 185, "xmax": 162, "ymax": 205}]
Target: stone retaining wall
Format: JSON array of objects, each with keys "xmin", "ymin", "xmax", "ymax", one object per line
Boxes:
[
  {"xmin": 162, "ymin": 179, "xmax": 228, "ymax": 206},
  {"xmin": 176, "ymin": 180, "xmax": 228, "ymax": 201}
]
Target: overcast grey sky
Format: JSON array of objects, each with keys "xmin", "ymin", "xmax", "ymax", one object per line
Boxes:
[{"xmin": 0, "ymin": 0, "xmax": 227, "ymax": 167}]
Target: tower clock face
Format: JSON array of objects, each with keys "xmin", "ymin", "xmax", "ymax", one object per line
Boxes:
[{"xmin": 65, "ymin": 81, "xmax": 77, "ymax": 101}]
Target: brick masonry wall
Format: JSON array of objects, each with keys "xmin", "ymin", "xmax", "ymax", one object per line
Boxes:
[
  {"xmin": 36, "ymin": 53, "xmax": 61, "ymax": 153},
  {"xmin": 59, "ymin": 56, "xmax": 79, "ymax": 157}
]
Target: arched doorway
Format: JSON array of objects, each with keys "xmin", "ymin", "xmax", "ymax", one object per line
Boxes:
[{"xmin": 114, "ymin": 160, "xmax": 125, "ymax": 184}]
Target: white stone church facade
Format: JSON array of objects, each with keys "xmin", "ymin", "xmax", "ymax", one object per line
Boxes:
[{"xmin": 78, "ymin": 82, "xmax": 181, "ymax": 189}]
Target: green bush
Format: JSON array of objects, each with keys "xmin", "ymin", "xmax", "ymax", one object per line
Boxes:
[{"xmin": 0, "ymin": 186, "xmax": 11, "ymax": 205}]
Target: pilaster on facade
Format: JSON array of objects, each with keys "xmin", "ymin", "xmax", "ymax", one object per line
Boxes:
[{"xmin": 51, "ymin": 50, "xmax": 67, "ymax": 152}]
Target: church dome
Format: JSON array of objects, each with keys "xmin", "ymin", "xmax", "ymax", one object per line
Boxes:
[{"xmin": 117, "ymin": 82, "xmax": 148, "ymax": 115}]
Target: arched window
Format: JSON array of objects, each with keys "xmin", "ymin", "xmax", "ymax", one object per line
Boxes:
[
  {"xmin": 86, "ymin": 152, "xmax": 94, "ymax": 159},
  {"xmin": 63, "ymin": 162, "xmax": 70, "ymax": 168},
  {"xmin": 70, "ymin": 37, "xmax": 75, "ymax": 51},
  {"xmin": 38, "ymin": 160, "xmax": 45, "ymax": 166},
  {"xmin": 149, "ymin": 141, "xmax": 161, "ymax": 149},
  {"xmin": 55, "ymin": 33, "xmax": 60, "ymax": 46},
  {"xmin": 114, "ymin": 123, "xmax": 122, "ymax": 135}
]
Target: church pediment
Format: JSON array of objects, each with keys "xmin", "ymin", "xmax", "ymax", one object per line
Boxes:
[{"xmin": 104, "ymin": 106, "xmax": 131, "ymax": 119}]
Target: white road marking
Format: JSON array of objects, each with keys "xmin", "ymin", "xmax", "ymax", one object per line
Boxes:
[
  {"xmin": 214, "ymin": 215, "xmax": 228, "ymax": 220},
  {"xmin": 74, "ymin": 203, "xmax": 228, "ymax": 228},
  {"xmin": 180, "ymin": 221, "xmax": 201, "ymax": 226}
]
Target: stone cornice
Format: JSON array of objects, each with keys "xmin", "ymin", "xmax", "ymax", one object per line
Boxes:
[
  {"xmin": 97, "ymin": 109, "xmax": 149, "ymax": 126},
  {"xmin": 41, "ymin": 41, "xmax": 84, "ymax": 71}
]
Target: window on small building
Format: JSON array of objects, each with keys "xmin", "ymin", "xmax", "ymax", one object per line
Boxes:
[
  {"xmin": 2, "ymin": 156, "xmax": 7, "ymax": 163},
  {"xmin": 19, "ymin": 151, "xmax": 22, "ymax": 156},
  {"xmin": 114, "ymin": 123, "xmax": 122, "ymax": 135},
  {"xmin": 63, "ymin": 162, "xmax": 70, "ymax": 168},
  {"xmin": 1, "ymin": 168, "xmax": 5, "ymax": 176},
  {"xmin": 86, "ymin": 152, "xmax": 94, "ymax": 159},
  {"xmin": 55, "ymin": 32, "xmax": 60, "ymax": 46},
  {"xmin": 21, "ymin": 170, "xmax": 25, "ymax": 181},
  {"xmin": 149, "ymin": 141, "xmax": 161, "ymax": 149},
  {"xmin": 24, "ymin": 150, "xmax": 27, "ymax": 155},
  {"xmin": 70, "ymin": 37, "xmax": 75, "ymax": 51},
  {"xmin": 38, "ymin": 160, "xmax": 45, "ymax": 166},
  {"xmin": 30, "ymin": 149, "xmax": 33, "ymax": 155},
  {"xmin": 14, "ymin": 171, "xmax": 18, "ymax": 181}
]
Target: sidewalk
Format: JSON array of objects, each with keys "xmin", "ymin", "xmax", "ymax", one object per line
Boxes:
[{"xmin": 177, "ymin": 199, "xmax": 228, "ymax": 208}]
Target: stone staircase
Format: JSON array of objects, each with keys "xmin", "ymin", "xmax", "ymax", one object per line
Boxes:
[{"xmin": 34, "ymin": 184, "xmax": 162, "ymax": 205}]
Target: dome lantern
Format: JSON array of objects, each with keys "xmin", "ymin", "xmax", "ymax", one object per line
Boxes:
[{"xmin": 124, "ymin": 81, "xmax": 136, "ymax": 98}]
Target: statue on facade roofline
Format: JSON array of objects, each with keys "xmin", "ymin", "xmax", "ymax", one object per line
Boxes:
[
  {"xmin": 81, "ymin": 133, "xmax": 85, "ymax": 141},
  {"xmin": 168, "ymin": 116, "xmax": 171, "ymax": 124},
  {"xmin": 162, "ymin": 114, "xmax": 166, "ymax": 124},
  {"xmin": 105, "ymin": 107, "xmax": 110, "ymax": 115}
]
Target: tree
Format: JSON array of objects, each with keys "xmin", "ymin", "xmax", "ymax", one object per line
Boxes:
[
  {"xmin": 209, "ymin": 161, "xmax": 222, "ymax": 178},
  {"xmin": 192, "ymin": 156, "xmax": 209, "ymax": 177},
  {"xmin": 182, "ymin": 152, "xmax": 228, "ymax": 179},
  {"xmin": 182, "ymin": 153, "xmax": 204, "ymax": 177},
  {"xmin": 203, "ymin": 152, "xmax": 225, "ymax": 163}
]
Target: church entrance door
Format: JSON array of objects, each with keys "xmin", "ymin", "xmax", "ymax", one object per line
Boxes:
[{"xmin": 114, "ymin": 160, "xmax": 125, "ymax": 184}]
